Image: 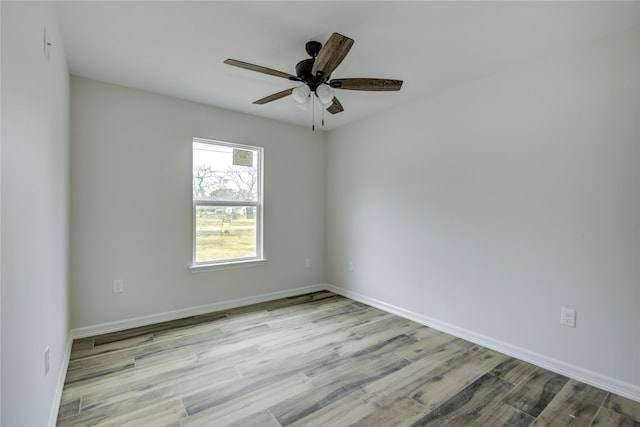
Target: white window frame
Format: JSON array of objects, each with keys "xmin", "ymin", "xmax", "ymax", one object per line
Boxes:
[{"xmin": 190, "ymin": 138, "xmax": 265, "ymax": 271}]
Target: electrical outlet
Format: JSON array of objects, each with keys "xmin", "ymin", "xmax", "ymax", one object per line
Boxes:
[
  {"xmin": 113, "ymin": 279, "xmax": 124, "ymax": 293},
  {"xmin": 305, "ymin": 258, "xmax": 311, "ymax": 268},
  {"xmin": 560, "ymin": 307, "xmax": 576, "ymax": 328},
  {"xmin": 44, "ymin": 346, "xmax": 50, "ymax": 376},
  {"xmin": 348, "ymin": 261, "xmax": 354, "ymax": 272}
]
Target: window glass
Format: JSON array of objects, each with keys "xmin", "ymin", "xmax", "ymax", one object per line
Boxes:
[{"xmin": 193, "ymin": 139, "xmax": 262, "ymax": 265}]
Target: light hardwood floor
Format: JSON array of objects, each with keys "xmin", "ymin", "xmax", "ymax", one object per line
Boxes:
[{"xmin": 57, "ymin": 291, "xmax": 640, "ymax": 426}]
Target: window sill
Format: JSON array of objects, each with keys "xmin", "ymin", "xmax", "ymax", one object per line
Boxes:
[{"xmin": 189, "ymin": 258, "xmax": 268, "ymax": 273}]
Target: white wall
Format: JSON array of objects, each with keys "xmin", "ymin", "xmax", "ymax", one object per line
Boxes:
[
  {"xmin": 1, "ymin": 3, "xmax": 3, "ymax": 422},
  {"xmin": 1, "ymin": 2, "xmax": 71, "ymax": 426},
  {"xmin": 70, "ymin": 77, "xmax": 326, "ymax": 329},
  {"xmin": 326, "ymin": 27, "xmax": 640, "ymax": 397},
  {"xmin": 1, "ymin": 3, "xmax": 3, "ymax": 421}
]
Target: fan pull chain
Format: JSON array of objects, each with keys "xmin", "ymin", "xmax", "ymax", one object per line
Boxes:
[{"xmin": 312, "ymin": 95, "xmax": 315, "ymax": 131}]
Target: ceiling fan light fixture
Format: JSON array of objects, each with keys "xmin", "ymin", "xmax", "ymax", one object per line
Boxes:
[
  {"xmin": 292, "ymin": 85, "xmax": 310, "ymax": 104},
  {"xmin": 316, "ymin": 84, "xmax": 335, "ymax": 105}
]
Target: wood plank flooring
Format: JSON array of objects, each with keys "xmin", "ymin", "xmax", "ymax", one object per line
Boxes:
[{"xmin": 57, "ymin": 291, "xmax": 640, "ymax": 426}]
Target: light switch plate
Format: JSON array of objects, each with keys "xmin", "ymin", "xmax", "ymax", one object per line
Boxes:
[
  {"xmin": 560, "ymin": 307, "xmax": 576, "ymax": 328},
  {"xmin": 113, "ymin": 279, "xmax": 124, "ymax": 293}
]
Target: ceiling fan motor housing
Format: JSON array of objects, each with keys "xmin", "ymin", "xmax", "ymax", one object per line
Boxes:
[{"xmin": 295, "ymin": 58, "xmax": 326, "ymax": 90}]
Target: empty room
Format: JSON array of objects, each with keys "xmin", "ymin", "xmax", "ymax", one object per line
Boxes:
[{"xmin": 1, "ymin": 1, "xmax": 639, "ymax": 426}]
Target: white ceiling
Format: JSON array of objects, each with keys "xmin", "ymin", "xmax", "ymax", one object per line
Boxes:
[{"xmin": 55, "ymin": 1, "xmax": 640, "ymax": 131}]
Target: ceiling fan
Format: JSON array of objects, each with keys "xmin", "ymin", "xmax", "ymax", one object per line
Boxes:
[{"xmin": 224, "ymin": 32, "xmax": 403, "ymax": 128}]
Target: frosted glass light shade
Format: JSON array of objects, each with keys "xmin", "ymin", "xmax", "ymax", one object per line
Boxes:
[
  {"xmin": 316, "ymin": 84, "xmax": 335, "ymax": 105},
  {"xmin": 292, "ymin": 85, "xmax": 311, "ymax": 104}
]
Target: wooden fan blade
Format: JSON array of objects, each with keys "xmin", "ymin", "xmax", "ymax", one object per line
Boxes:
[
  {"xmin": 330, "ymin": 78, "xmax": 403, "ymax": 91},
  {"xmin": 326, "ymin": 97, "xmax": 344, "ymax": 114},
  {"xmin": 253, "ymin": 88, "xmax": 294, "ymax": 105},
  {"xmin": 311, "ymin": 33, "xmax": 354, "ymax": 78},
  {"xmin": 224, "ymin": 59, "xmax": 300, "ymax": 81}
]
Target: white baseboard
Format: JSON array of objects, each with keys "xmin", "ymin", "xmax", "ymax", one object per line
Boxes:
[
  {"xmin": 69, "ymin": 283, "xmax": 327, "ymax": 339},
  {"xmin": 48, "ymin": 334, "xmax": 73, "ymax": 427},
  {"xmin": 325, "ymin": 283, "xmax": 640, "ymax": 403}
]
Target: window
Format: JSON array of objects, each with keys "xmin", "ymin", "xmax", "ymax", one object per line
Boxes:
[{"xmin": 192, "ymin": 138, "xmax": 263, "ymax": 267}]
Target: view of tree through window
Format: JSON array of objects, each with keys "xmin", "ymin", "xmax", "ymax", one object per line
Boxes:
[{"xmin": 192, "ymin": 139, "xmax": 263, "ymax": 264}]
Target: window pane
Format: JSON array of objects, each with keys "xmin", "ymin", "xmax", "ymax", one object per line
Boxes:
[
  {"xmin": 193, "ymin": 142, "xmax": 259, "ymax": 202},
  {"xmin": 192, "ymin": 138, "xmax": 262, "ymax": 265},
  {"xmin": 194, "ymin": 205, "xmax": 257, "ymax": 263}
]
